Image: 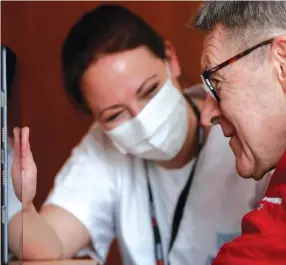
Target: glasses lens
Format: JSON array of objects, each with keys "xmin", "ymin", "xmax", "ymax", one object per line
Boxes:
[
  {"xmin": 200, "ymin": 75, "xmax": 215, "ymax": 99},
  {"xmin": 201, "ymin": 74, "xmax": 220, "ymax": 103}
]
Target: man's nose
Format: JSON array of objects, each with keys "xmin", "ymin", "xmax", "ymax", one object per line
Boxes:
[{"xmin": 201, "ymin": 93, "xmax": 222, "ymax": 126}]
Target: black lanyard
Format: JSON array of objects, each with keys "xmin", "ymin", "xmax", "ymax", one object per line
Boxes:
[{"xmin": 144, "ymin": 97, "xmax": 204, "ymax": 265}]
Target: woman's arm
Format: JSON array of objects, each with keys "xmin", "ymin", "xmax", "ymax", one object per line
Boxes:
[{"xmin": 8, "ymin": 128, "xmax": 91, "ymax": 260}]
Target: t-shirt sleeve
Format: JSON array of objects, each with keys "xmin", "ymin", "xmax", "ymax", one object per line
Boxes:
[{"xmin": 44, "ymin": 130, "xmax": 117, "ymax": 263}]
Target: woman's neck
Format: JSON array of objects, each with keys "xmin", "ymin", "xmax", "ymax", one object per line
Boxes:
[{"xmin": 156, "ymin": 98, "xmax": 207, "ymax": 170}]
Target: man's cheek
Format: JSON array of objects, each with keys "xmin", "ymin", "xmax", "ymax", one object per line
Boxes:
[{"xmin": 220, "ymin": 102, "xmax": 235, "ymax": 121}]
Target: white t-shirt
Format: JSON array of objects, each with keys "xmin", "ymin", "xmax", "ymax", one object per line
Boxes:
[{"xmin": 45, "ymin": 124, "xmax": 270, "ymax": 265}]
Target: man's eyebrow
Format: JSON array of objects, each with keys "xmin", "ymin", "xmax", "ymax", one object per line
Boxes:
[
  {"xmin": 204, "ymin": 62, "xmax": 216, "ymax": 71},
  {"xmin": 99, "ymin": 74, "xmax": 157, "ymax": 117},
  {"xmin": 203, "ymin": 65, "xmax": 223, "ymax": 78},
  {"xmin": 203, "ymin": 66, "xmax": 209, "ymax": 72},
  {"xmin": 202, "ymin": 59, "xmax": 213, "ymax": 71}
]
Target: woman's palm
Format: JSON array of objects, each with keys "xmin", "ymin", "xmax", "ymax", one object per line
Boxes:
[{"xmin": 11, "ymin": 127, "xmax": 37, "ymax": 210}]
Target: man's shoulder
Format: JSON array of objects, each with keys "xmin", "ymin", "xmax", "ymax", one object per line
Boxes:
[
  {"xmin": 211, "ymin": 151, "xmax": 286, "ymax": 265},
  {"xmin": 241, "ymin": 150, "xmax": 286, "ymax": 234},
  {"xmin": 268, "ymin": 150, "xmax": 286, "ymax": 188}
]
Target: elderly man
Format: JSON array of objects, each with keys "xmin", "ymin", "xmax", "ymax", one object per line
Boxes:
[{"xmin": 193, "ymin": 1, "xmax": 286, "ymax": 265}]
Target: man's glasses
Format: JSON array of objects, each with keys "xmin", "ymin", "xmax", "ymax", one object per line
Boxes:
[{"xmin": 200, "ymin": 38, "xmax": 274, "ymax": 103}]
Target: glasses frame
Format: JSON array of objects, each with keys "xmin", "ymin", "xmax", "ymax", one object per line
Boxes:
[{"xmin": 200, "ymin": 38, "xmax": 274, "ymax": 103}]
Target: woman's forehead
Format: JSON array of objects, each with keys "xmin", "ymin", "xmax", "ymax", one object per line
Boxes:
[
  {"xmin": 81, "ymin": 47, "xmax": 164, "ymax": 111},
  {"xmin": 84, "ymin": 47, "xmax": 162, "ymax": 82}
]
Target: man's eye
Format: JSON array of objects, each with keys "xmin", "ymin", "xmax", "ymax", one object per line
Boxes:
[
  {"xmin": 210, "ymin": 78, "xmax": 223, "ymax": 96},
  {"xmin": 210, "ymin": 78, "xmax": 219, "ymax": 88}
]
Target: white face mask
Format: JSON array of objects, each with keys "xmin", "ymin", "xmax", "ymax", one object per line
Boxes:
[{"xmin": 104, "ymin": 62, "xmax": 189, "ymax": 161}]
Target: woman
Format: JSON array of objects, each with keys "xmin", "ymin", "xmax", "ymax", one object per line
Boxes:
[{"xmin": 9, "ymin": 4, "xmax": 270, "ymax": 265}]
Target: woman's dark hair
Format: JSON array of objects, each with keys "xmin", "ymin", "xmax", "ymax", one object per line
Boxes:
[{"xmin": 62, "ymin": 4, "xmax": 166, "ymax": 113}]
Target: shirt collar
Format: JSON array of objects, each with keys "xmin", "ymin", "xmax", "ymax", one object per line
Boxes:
[{"xmin": 269, "ymin": 150, "xmax": 286, "ymax": 187}]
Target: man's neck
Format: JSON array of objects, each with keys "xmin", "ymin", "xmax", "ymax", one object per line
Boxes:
[{"xmin": 156, "ymin": 98, "xmax": 205, "ymax": 170}]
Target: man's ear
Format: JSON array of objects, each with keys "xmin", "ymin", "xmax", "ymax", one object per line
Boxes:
[
  {"xmin": 271, "ymin": 35, "xmax": 286, "ymax": 92},
  {"xmin": 164, "ymin": 40, "xmax": 181, "ymax": 78}
]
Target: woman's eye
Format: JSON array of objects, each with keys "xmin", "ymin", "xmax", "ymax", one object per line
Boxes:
[
  {"xmin": 106, "ymin": 112, "xmax": 121, "ymax": 123},
  {"xmin": 142, "ymin": 83, "xmax": 159, "ymax": 98}
]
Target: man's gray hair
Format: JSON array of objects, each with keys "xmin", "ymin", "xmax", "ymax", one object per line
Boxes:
[{"xmin": 192, "ymin": 1, "xmax": 286, "ymax": 44}]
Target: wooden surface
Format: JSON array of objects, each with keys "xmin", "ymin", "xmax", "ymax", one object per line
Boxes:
[{"xmin": 9, "ymin": 260, "xmax": 98, "ymax": 265}]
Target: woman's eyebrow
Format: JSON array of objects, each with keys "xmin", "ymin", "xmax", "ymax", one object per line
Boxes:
[
  {"xmin": 136, "ymin": 74, "xmax": 157, "ymax": 95},
  {"xmin": 99, "ymin": 104, "xmax": 123, "ymax": 117}
]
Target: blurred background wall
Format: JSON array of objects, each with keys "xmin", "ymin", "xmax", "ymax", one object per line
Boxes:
[{"xmin": 2, "ymin": 1, "xmax": 203, "ymax": 264}]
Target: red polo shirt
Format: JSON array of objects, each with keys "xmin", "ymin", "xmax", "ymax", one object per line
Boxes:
[{"xmin": 212, "ymin": 151, "xmax": 286, "ymax": 265}]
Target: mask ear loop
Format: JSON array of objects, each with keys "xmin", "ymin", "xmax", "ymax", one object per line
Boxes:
[{"xmin": 164, "ymin": 60, "xmax": 172, "ymax": 80}]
